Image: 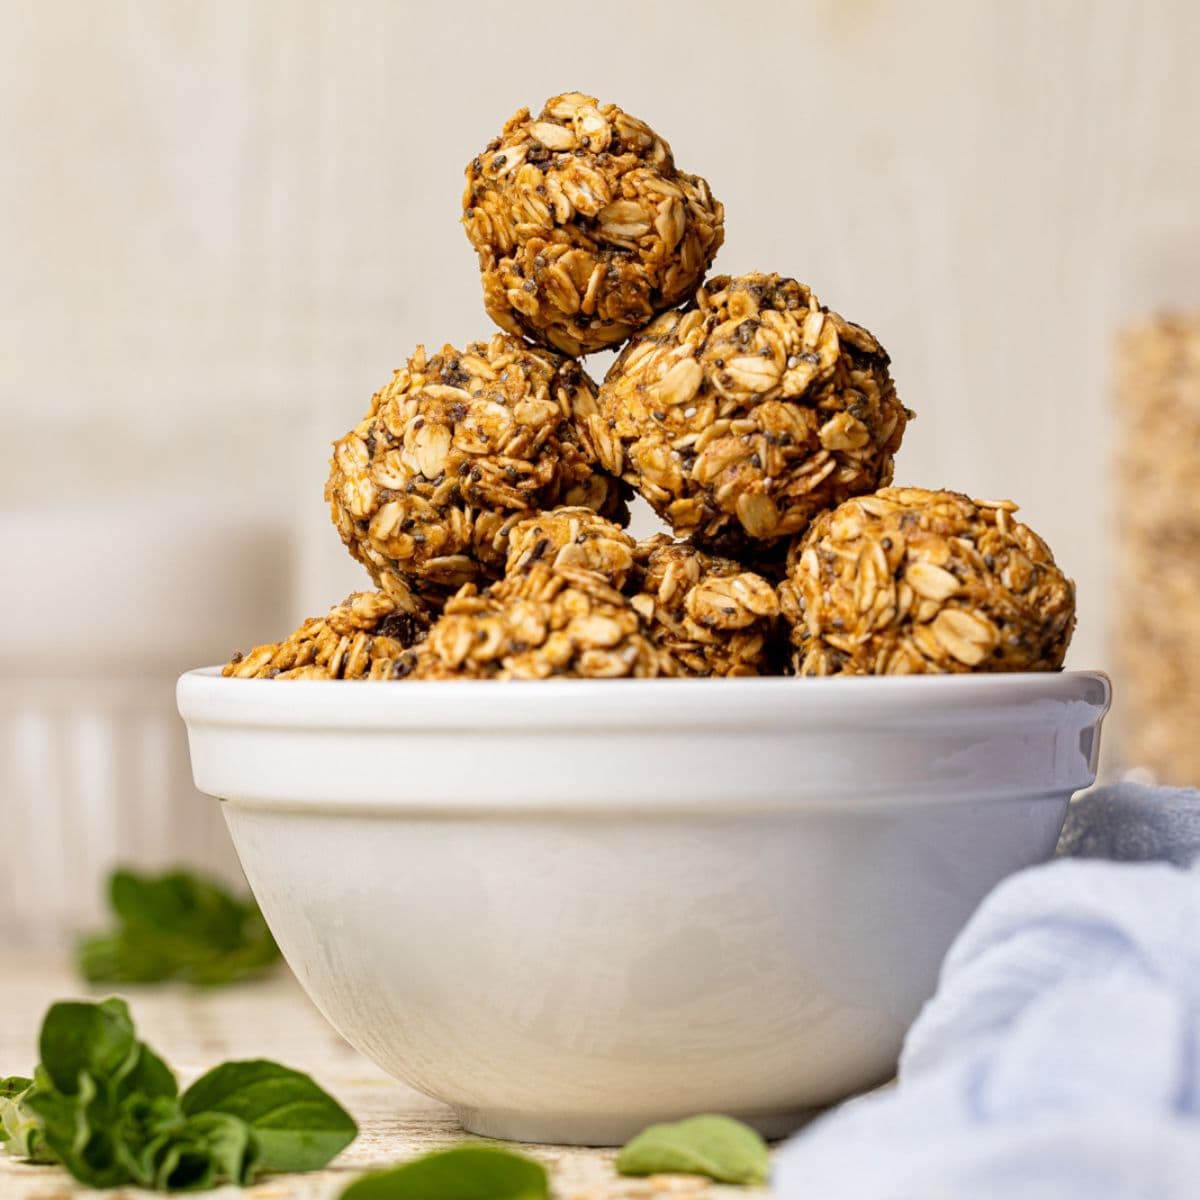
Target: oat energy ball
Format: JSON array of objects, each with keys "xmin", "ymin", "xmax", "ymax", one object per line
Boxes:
[
  {"xmin": 388, "ymin": 563, "xmax": 679, "ymax": 680},
  {"xmin": 505, "ymin": 506, "xmax": 637, "ymax": 589},
  {"xmin": 631, "ymin": 536, "xmax": 781, "ymax": 676},
  {"xmin": 779, "ymin": 488, "xmax": 1076, "ymax": 675},
  {"xmin": 327, "ymin": 336, "xmax": 626, "ymax": 609},
  {"xmin": 578, "ymin": 273, "xmax": 910, "ymax": 551},
  {"xmin": 462, "ymin": 92, "xmax": 724, "ymax": 355},
  {"xmin": 223, "ymin": 591, "xmax": 428, "ymax": 680}
]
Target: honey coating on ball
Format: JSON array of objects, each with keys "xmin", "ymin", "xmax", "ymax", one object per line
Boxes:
[
  {"xmin": 223, "ymin": 591, "xmax": 428, "ymax": 680},
  {"xmin": 386, "ymin": 562, "xmax": 679, "ymax": 680},
  {"xmin": 577, "ymin": 273, "xmax": 911, "ymax": 553},
  {"xmin": 326, "ymin": 335, "xmax": 627, "ymax": 610},
  {"xmin": 463, "ymin": 92, "xmax": 724, "ymax": 355},
  {"xmin": 778, "ymin": 487, "xmax": 1076, "ymax": 675},
  {"xmin": 630, "ymin": 536, "xmax": 781, "ymax": 676}
]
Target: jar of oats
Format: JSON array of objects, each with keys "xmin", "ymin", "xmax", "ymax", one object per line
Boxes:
[{"xmin": 1115, "ymin": 313, "xmax": 1200, "ymax": 784}]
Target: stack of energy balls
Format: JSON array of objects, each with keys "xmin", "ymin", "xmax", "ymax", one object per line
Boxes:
[{"xmin": 226, "ymin": 92, "xmax": 1075, "ymax": 681}]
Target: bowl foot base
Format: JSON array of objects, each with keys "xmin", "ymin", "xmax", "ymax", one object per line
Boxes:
[{"xmin": 453, "ymin": 1104, "xmax": 818, "ymax": 1147}]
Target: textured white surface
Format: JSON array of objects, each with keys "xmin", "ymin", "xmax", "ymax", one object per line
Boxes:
[
  {"xmin": 0, "ymin": 959, "xmax": 764, "ymax": 1198},
  {"xmin": 0, "ymin": 677, "xmax": 243, "ymax": 950}
]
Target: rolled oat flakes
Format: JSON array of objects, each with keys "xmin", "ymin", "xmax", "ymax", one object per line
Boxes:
[
  {"xmin": 463, "ymin": 92, "xmax": 724, "ymax": 355},
  {"xmin": 1114, "ymin": 313, "xmax": 1200, "ymax": 783},
  {"xmin": 326, "ymin": 335, "xmax": 627, "ymax": 609},
  {"xmin": 387, "ymin": 562, "xmax": 680, "ymax": 680},
  {"xmin": 631, "ymin": 536, "xmax": 781, "ymax": 676},
  {"xmin": 505, "ymin": 506, "xmax": 637, "ymax": 590},
  {"xmin": 577, "ymin": 273, "xmax": 910, "ymax": 553},
  {"xmin": 222, "ymin": 591, "xmax": 428, "ymax": 680},
  {"xmin": 779, "ymin": 487, "xmax": 1075, "ymax": 675}
]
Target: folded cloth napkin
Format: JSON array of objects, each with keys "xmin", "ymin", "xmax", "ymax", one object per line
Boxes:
[
  {"xmin": 1056, "ymin": 781, "xmax": 1200, "ymax": 866},
  {"xmin": 773, "ymin": 783, "xmax": 1200, "ymax": 1200}
]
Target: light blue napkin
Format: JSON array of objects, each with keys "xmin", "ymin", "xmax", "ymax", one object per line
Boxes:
[{"xmin": 773, "ymin": 784, "xmax": 1200, "ymax": 1200}]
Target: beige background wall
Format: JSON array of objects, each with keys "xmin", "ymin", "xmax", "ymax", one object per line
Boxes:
[
  {"xmin": 7, "ymin": 0, "xmax": 1200, "ymax": 670},
  {"xmin": 1, "ymin": 0, "xmax": 1199, "ymax": 935}
]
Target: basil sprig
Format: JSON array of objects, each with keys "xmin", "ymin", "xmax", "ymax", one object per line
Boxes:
[
  {"xmin": 0, "ymin": 997, "xmax": 356, "ymax": 1191},
  {"xmin": 617, "ymin": 1113, "xmax": 770, "ymax": 1186},
  {"xmin": 0, "ymin": 1075, "xmax": 51, "ymax": 1162},
  {"xmin": 340, "ymin": 1145, "xmax": 549, "ymax": 1199},
  {"xmin": 181, "ymin": 1059, "xmax": 359, "ymax": 1174},
  {"xmin": 77, "ymin": 868, "xmax": 281, "ymax": 987}
]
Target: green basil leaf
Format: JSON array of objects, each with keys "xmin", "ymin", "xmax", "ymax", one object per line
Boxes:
[
  {"xmin": 0, "ymin": 1075, "xmax": 54, "ymax": 1162},
  {"xmin": 22, "ymin": 998, "xmax": 180, "ymax": 1188},
  {"xmin": 616, "ymin": 1114, "xmax": 770, "ymax": 1186},
  {"xmin": 113, "ymin": 1092, "xmax": 186, "ymax": 1186},
  {"xmin": 151, "ymin": 1111, "xmax": 258, "ymax": 1192},
  {"xmin": 181, "ymin": 1059, "xmax": 356, "ymax": 1173},
  {"xmin": 122, "ymin": 1041, "xmax": 179, "ymax": 1101},
  {"xmin": 339, "ymin": 1145, "xmax": 549, "ymax": 1200},
  {"xmin": 0, "ymin": 1076, "xmax": 30, "ymax": 1142},
  {"xmin": 76, "ymin": 932, "xmax": 173, "ymax": 984},
  {"xmin": 38, "ymin": 997, "xmax": 137, "ymax": 1095},
  {"xmin": 112, "ymin": 1093, "xmax": 258, "ymax": 1191},
  {"xmin": 36, "ymin": 997, "xmax": 176, "ymax": 1103},
  {"xmin": 111, "ymin": 868, "xmax": 249, "ymax": 940},
  {"xmin": 77, "ymin": 868, "xmax": 280, "ymax": 988},
  {"xmin": 13, "ymin": 996, "xmax": 349, "ymax": 1191},
  {"xmin": 165, "ymin": 1110, "xmax": 257, "ymax": 1190},
  {"xmin": 27, "ymin": 1067, "xmax": 131, "ymax": 1189},
  {"xmin": 0, "ymin": 1076, "xmax": 31, "ymax": 1102}
]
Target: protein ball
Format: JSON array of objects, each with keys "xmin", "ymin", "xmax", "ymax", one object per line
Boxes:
[
  {"xmin": 388, "ymin": 562, "xmax": 679, "ymax": 680},
  {"xmin": 505, "ymin": 506, "xmax": 637, "ymax": 589},
  {"xmin": 326, "ymin": 335, "xmax": 627, "ymax": 609},
  {"xmin": 578, "ymin": 273, "xmax": 910, "ymax": 552},
  {"xmin": 778, "ymin": 487, "xmax": 1076, "ymax": 675},
  {"xmin": 630, "ymin": 536, "xmax": 781, "ymax": 677},
  {"xmin": 222, "ymin": 591, "xmax": 429, "ymax": 681},
  {"xmin": 462, "ymin": 92, "xmax": 724, "ymax": 355}
]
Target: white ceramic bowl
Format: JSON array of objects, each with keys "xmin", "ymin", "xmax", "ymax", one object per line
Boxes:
[{"xmin": 178, "ymin": 669, "xmax": 1110, "ymax": 1145}]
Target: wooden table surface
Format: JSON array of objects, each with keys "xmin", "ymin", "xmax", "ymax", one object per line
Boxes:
[{"xmin": 0, "ymin": 958, "xmax": 773, "ymax": 1199}]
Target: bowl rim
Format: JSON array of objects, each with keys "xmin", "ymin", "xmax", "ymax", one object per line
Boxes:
[{"xmin": 178, "ymin": 666, "xmax": 1111, "ymax": 733}]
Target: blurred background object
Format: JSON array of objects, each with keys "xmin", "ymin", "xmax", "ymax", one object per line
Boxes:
[
  {"xmin": 1115, "ymin": 314, "xmax": 1200, "ymax": 785},
  {"xmin": 0, "ymin": 488, "xmax": 289, "ymax": 948},
  {"xmin": 2, "ymin": 0, "xmax": 1198, "ymax": 945}
]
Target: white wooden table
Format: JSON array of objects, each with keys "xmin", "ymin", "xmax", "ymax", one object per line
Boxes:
[{"xmin": 0, "ymin": 958, "xmax": 772, "ymax": 1199}]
